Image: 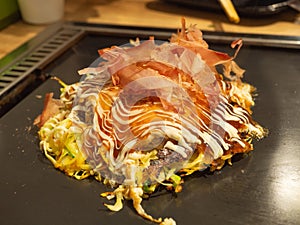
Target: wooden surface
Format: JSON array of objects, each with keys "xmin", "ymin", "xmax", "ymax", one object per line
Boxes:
[{"xmin": 1, "ymin": 0, "xmax": 300, "ymax": 59}]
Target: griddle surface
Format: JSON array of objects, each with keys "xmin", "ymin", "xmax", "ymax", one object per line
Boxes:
[{"xmin": 1, "ymin": 29, "xmax": 300, "ymax": 225}]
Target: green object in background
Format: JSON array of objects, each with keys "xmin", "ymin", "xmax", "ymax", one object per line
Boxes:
[{"xmin": 0, "ymin": 0, "xmax": 20, "ymax": 30}]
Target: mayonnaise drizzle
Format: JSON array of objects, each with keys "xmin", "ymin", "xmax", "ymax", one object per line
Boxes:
[{"xmin": 68, "ymin": 40, "xmax": 261, "ymax": 184}]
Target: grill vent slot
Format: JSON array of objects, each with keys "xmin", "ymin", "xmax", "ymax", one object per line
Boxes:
[{"xmin": 0, "ymin": 28, "xmax": 83, "ymax": 97}]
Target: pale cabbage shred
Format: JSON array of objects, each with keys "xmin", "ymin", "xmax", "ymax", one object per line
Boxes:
[{"xmin": 39, "ymin": 85, "xmax": 92, "ymax": 180}]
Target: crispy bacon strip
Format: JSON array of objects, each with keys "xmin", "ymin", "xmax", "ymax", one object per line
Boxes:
[{"xmin": 34, "ymin": 92, "xmax": 63, "ymax": 127}]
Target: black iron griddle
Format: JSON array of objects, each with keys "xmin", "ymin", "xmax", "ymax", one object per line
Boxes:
[{"xmin": 0, "ymin": 22, "xmax": 300, "ymax": 225}]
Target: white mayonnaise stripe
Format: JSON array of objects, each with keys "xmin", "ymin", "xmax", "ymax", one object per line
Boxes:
[{"xmin": 67, "ymin": 39, "xmax": 262, "ymax": 184}]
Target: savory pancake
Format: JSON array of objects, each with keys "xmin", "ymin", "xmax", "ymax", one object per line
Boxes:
[{"xmin": 34, "ymin": 19, "xmax": 266, "ymax": 225}]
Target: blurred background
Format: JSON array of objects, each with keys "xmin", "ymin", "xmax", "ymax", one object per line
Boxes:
[{"xmin": 0, "ymin": 0, "xmax": 300, "ymax": 59}]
